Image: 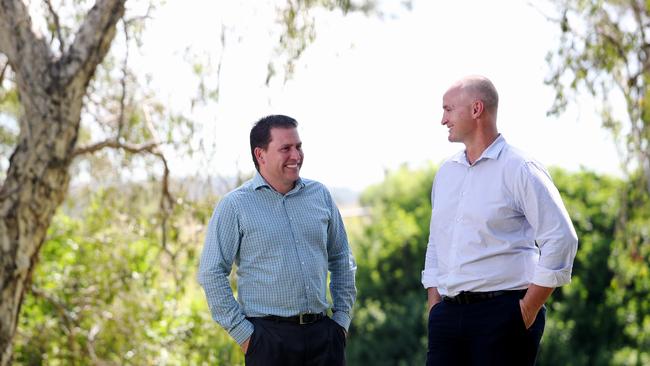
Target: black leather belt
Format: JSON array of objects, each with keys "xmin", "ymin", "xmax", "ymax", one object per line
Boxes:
[
  {"xmin": 442, "ymin": 290, "xmax": 526, "ymax": 305},
  {"xmin": 260, "ymin": 312, "xmax": 325, "ymax": 325}
]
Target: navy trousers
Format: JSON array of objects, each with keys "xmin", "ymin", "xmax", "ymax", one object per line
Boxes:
[
  {"xmin": 426, "ymin": 291, "xmax": 546, "ymax": 366},
  {"xmin": 245, "ymin": 316, "xmax": 346, "ymax": 366}
]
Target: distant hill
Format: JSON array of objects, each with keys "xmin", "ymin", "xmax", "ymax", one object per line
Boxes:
[{"xmin": 68, "ymin": 174, "xmax": 361, "ymax": 206}]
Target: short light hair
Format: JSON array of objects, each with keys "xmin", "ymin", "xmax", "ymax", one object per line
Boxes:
[{"xmin": 460, "ymin": 75, "xmax": 499, "ymax": 111}]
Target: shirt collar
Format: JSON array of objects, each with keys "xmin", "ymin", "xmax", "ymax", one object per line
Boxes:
[
  {"xmin": 450, "ymin": 134, "xmax": 506, "ymax": 166},
  {"xmin": 252, "ymin": 172, "xmax": 305, "ymax": 193},
  {"xmin": 481, "ymin": 134, "xmax": 506, "ymax": 160},
  {"xmin": 252, "ymin": 172, "xmax": 269, "ymax": 190}
]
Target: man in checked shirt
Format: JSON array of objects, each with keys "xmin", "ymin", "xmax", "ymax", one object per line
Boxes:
[
  {"xmin": 422, "ymin": 76, "xmax": 578, "ymax": 365},
  {"xmin": 198, "ymin": 114, "xmax": 356, "ymax": 366}
]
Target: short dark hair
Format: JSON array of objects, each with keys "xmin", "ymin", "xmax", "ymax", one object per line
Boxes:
[{"xmin": 250, "ymin": 115, "xmax": 298, "ymax": 171}]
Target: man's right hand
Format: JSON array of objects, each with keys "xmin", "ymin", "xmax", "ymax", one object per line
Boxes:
[
  {"xmin": 427, "ymin": 287, "xmax": 442, "ymax": 312},
  {"xmin": 240, "ymin": 337, "xmax": 251, "ymax": 354}
]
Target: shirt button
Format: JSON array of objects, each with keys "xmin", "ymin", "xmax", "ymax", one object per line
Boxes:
[{"xmin": 456, "ymin": 218, "xmax": 461, "ymax": 222}]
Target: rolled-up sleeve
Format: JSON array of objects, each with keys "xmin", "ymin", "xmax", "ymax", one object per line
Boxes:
[
  {"xmin": 516, "ymin": 162, "xmax": 578, "ymax": 288},
  {"xmin": 197, "ymin": 196, "xmax": 254, "ymax": 345}
]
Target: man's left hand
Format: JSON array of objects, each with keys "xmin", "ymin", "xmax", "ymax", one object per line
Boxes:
[{"xmin": 519, "ymin": 284, "xmax": 554, "ymax": 330}]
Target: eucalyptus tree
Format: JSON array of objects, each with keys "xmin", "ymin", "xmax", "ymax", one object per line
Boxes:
[
  {"xmin": 0, "ymin": 0, "xmax": 376, "ymax": 364},
  {"xmin": 546, "ymin": 1, "xmax": 650, "ymax": 362}
]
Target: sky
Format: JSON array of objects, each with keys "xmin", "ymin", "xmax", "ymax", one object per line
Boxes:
[{"xmin": 134, "ymin": 0, "xmax": 622, "ymax": 192}]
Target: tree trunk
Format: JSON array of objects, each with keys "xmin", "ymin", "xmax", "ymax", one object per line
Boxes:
[
  {"xmin": 0, "ymin": 1, "xmax": 125, "ymax": 364},
  {"xmin": 0, "ymin": 86, "xmax": 84, "ymax": 366}
]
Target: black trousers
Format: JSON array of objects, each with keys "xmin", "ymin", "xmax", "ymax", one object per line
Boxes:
[
  {"xmin": 426, "ymin": 291, "xmax": 546, "ymax": 366},
  {"xmin": 245, "ymin": 316, "xmax": 347, "ymax": 366}
]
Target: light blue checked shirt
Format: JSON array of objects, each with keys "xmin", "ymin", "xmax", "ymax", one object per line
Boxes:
[{"xmin": 198, "ymin": 173, "xmax": 357, "ymax": 345}]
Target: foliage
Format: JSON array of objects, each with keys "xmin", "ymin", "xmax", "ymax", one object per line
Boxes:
[
  {"xmin": 347, "ymin": 164, "xmax": 435, "ymax": 366},
  {"xmin": 347, "ymin": 164, "xmax": 650, "ymax": 365},
  {"xmin": 14, "ymin": 184, "xmax": 243, "ymax": 366},
  {"xmin": 607, "ymin": 172, "xmax": 650, "ymax": 365},
  {"xmin": 546, "ymin": 1, "xmax": 650, "ymax": 364},
  {"xmin": 545, "ymin": 0, "xmax": 649, "ymax": 190},
  {"xmin": 1, "ymin": 1, "xmax": 384, "ymax": 362},
  {"xmin": 538, "ymin": 169, "xmax": 623, "ymax": 366},
  {"xmin": 266, "ymin": 0, "xmax": 379, "ymax": 84},
  {"xmin": 13, "ymin": 161, "xmax": 650, "ymax": 364}
]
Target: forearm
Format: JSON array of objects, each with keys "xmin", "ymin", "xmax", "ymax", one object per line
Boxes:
[
  {"xmin": 199, "ymin": 199, "xmax": 253, "ymax": 344},
  {"xmin": 427, "ymin": 287, "xmax": 442, "ymax": 311},
  {"xmin": 327, "ymin": 209, "xmax": 357, "ymax": 330},
  {"xmin": 329, "ymin": 256, "xmax": 357, "ymax": 330},
  {"xmin": 198, "ymin": 270, "xmax": 253, "ymax": 344},
  {"xmin": 522, "ymin": 283, "xmax": 554, "ymax": 312}
]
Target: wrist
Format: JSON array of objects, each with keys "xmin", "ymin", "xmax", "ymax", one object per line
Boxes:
[{"xmin": 331, "ymin": 311, "xmax": 351, "ymax": 331}]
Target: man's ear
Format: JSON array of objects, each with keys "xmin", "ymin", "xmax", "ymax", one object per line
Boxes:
[
  {"xmin": 254, "ymin": 147, "xmax": 265, "ymax": 165},
  {"xmin": 471, "ymin": 100, "xmax": 484, "ymax": 118}
]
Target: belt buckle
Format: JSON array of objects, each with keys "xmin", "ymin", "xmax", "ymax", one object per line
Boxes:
[{"xmin": 299, "ymin": 313, "xmax": 308, "ymax": 325}]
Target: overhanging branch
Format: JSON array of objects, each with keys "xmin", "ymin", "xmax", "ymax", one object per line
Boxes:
[
  {"xmin": 72, "ymin": 140, "xmax": 159, "ymax": 157},
  {"xmin": 72, "ymin": 138, "xmax": 175, "ymax": 256}
]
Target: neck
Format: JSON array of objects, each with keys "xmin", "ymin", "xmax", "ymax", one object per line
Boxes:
[
  {"xmin": 465, "ymin": 131, "xmax": 499, "ymax": 165},
  {"xmin": 260, "ymin": 173, "xmax": 295, "ymax": 195},
  {"xmin": 275, "ymin": 184, "xmax": 293, "ymax": 195}
]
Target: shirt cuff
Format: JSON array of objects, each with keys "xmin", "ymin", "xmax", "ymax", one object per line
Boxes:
[
  {"xmin": 331, "ymin": 311, "xmax": 352, "ymax": 331},
  {"xmin": 421, "ymin": 269, "xmax": 439, "ymax": 289},
  {"xmin": 229, "ymin": 318, "xmax": 254, "ymax": 345},
  {"xmin": 532, "ymin": 266, "xmax": 572, "ymax": 288}
]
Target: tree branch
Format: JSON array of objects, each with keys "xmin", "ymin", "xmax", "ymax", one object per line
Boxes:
[
  {"xmin": 630, "ymin": 1, "xmax": 647, "ymax": 49},
  {"xmin": 117, "ymin": 19, "xmax": 129, "ymax": 139},
  {"xmin": 59, "ymin": 0, "xmax": 126, "ymax": 86},
  {"xmin": 30, "ymin": 286, "xmax": 75, "ymax": 329},
  {"xmin": 44, "ymin": 0, "xmax": 66, "ymax": 54},
  {"xmin": 0, "ymin": 58, "xmax": 8, "ymax": 86},
  {"xmin": 31, "ymin": 286, "xmax": 114, "ymax": 365},
  {"xmin": 73, "ymin": 136, "xmax": 176, "ymax": 267},
  {"xmin": 153, "ymin": 149, "xmax": 173, "ymax": 254},
  {"xmin": 72, "ymin": 140, "xmax": 159, "ymax": 158},
  {"xmin": 0, "ymin": 0, "xmax": 50, "ymax": 75},
  {"xmin": 30, "ymin": 285, "xmax": 77, "ymax": 357},
  {"xmin": 123, "ymin": 1, "xmax": 155, "ymax": 27}
]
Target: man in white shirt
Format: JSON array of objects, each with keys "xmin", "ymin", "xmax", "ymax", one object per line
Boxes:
[{"xmin": 422, "ymin": 75, "xmax": 578, "ymax": 366}]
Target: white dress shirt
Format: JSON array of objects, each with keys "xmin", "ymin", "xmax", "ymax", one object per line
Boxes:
[{"xmin": 421, "ymin": 135, "xmax": 578, "ymax": 296}]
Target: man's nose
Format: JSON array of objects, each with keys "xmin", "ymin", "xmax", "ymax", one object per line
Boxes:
[{"xmin": 290, "ymin": 148, "xmax": 301, "ymax": 160}]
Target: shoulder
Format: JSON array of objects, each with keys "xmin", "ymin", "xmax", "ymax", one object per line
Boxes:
[
  {"xmin": 499, "ymin": 143, "xmax": 553, "ymax": 189},
  {"xmin": 217, "ymin": 178, "xmax": 256, "ymax": 210},
  {"xmin": 500, "ymin": 143, "xmax": 547, "ymax": 172},
  {"xmin": 299, "ymin": 178, "xmax": 336, "ymax": 206},
  {"xmin": 300, "ymin": 177, "xmax": 329, "ymax": 193},
  {"xmin": 438, "ymin": 150, "xmax": 465, "ymax": 171},
  {"xmin": 500, "ymin": 143, "xmax": 531, "ymax": 165}
]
